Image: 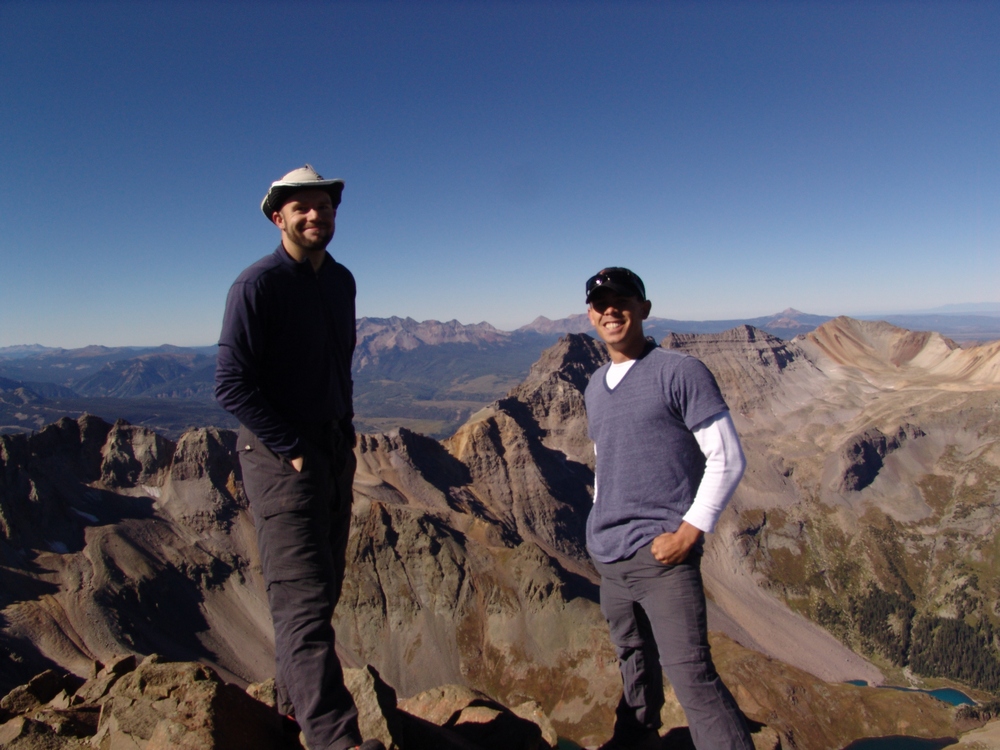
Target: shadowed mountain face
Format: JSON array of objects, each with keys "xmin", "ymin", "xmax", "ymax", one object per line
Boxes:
[
  {"xmin": 3, "ymin": 317, "xmax": 998, "ymax": 748},
  {"xmin": 0, "ymin": 416, "xmax": 270, "ymax": 700}
]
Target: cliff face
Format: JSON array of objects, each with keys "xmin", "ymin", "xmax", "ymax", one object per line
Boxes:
[
  {"xmin": 342, "ymin": 334, "xmax": 618, "ymax": 740},
  {"xmin": 0, "ymin": 416, "xmax": 271, "ymax": 699}
]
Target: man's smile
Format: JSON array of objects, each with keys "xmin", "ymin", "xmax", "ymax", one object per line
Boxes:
[{"xmin": 587, "ymin": 289, "xmax": 651, "ymax": 362}]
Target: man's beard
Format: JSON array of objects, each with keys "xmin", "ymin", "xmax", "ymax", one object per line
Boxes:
[{"xmin": 296, "ymin": 224, "xmax": 333, "ymax": 250}]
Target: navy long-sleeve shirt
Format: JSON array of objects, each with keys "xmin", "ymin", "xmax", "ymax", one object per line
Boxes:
[{"xmin": 215, "ymin": 245, "xmax": 356, "ymax": 458}]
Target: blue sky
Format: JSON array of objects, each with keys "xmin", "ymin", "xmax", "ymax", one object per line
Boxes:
[{"xmin": 1, "ymin": 1, "xmax": 997, "ymax": 347}]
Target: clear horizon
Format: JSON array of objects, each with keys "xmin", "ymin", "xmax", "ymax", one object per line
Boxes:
[
  {"xmin": 4, "ymin": 303, "xmax": 1000, "ymax": 351},
  {"xmin": 2, "ymin": 1, "xmax": 997, "ymax": 348}
]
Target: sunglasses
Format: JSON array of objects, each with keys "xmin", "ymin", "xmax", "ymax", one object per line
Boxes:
[{"xmin": 585, "ymin": 268, "xmax": 646, "ymax": 301}]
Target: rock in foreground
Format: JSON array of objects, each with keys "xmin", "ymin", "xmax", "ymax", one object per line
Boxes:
[{"xmin": 0, "ymin": 655, "xmax": 558, "ymax": 750}]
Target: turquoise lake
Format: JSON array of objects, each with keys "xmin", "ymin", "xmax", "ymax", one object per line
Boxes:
[
  {"xmin": 839, "ymin": 681, "xmax": 974, "ymax": 748},
  {"xmin": 845, "ymin": 680, "xmax": 975, "ymax": 707}
]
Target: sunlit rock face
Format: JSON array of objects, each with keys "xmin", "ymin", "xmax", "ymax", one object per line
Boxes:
[
  {"xmin": 675, "ymin": 318, "xmax": 1000, "ymax": 700},
  {"xmin": 342, "ymin": 333, "xmax": 619, "ymax": 740}
]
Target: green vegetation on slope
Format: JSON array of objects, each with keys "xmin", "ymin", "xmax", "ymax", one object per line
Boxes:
[{"xmin": 739, "ymin": 434, "xmax": 1000, "ymax": 695}]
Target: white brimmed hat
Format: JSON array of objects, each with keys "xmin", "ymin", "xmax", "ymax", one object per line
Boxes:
[{"xmin": 261, "ymin": 164, "xmax": 344, "ymax": 219}]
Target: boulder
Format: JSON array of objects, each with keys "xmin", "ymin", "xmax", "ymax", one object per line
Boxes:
[
  {"xmin": 511, "ymin": 700, "xmax": 559, "ymax": 748},
  {"xmin": 344, "ymin": 665, "xmax": 402, "ymax": 749},
  {"xmin": 0, "ymin": 715, "xmax": 93, "ymax": 749},
  {"xmin": 0, "ymin": 670, "xmax": 83, "ymax": 716},
  {"xmin": 398, "ymin": 684, "xmax": 490, "ymax": 728},
  {"xmin": 399, "ymin": 683, "xmax": 551, "ymax": 750},
  {"xmin": 72, "ymin": 655, "xmax": 138, "ymax": 704},
  {"xmin": 90, "ymin": 655, "xmax": 296, "ymax": 750}
]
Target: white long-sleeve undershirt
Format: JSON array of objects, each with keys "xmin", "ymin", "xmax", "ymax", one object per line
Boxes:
[
  {"xmin": 684, "ymin": 411, "xmax": 745, "ymax": 533},
  {"xmin": 598, "ymin": 359, "xmax": 746, "ymax": 534}
]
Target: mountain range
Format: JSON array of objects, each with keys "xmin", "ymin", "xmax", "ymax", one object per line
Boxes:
[
  {"xmin": 2, "ymin": 315, "xmax": 1000, "ymax": 747},
  {"xmin": 3, "ymin": 308, "xmax": 998, "ymax": 441}
]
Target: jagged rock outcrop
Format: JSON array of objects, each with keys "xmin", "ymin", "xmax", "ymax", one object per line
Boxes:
[
  {"xmin": 0, "ymin": 655, "xmax": 293, "ymax": 750},
  {"xmin": 397, "ymin": 680, "xmax": 552, "ymax": 750},
  {"xmin": 442, "ymin": 334, "xmax": 604, "ymax": 564},
  {"xmin": 0, "ymin": 415, "xmax": 111, "ymax": 548},
  {"xmin": 0, "ymin": 415, "xmax": 265, "ymax": 698},
  {"xmin": 0, "ymin": 405, "xmax": 619, "ymax": 742},
  {"xmin": 161, "ymin": 427, "xmax": 245, "ymax": 534},
  {"xmin": 335, "ymin": 490, "xmax": 618, "ymax": 740},
  {"xmin": 3, "ymin": 644, "xmax": 959, "ymax": 750},
  {"xmin": 504, "ymin": 333, "xmax": 607, "ymax": 466},
  {"xmin": 100, "ymin": 420, "xmax": 174, "ymax": 488},
  {"xmin": 0, "ymin": 656, "xmax": 559, "ymax": 750}
]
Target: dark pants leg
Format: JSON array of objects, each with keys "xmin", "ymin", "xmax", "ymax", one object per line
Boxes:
[
  {"xmin": 239, "ymin": 427, "xmax": 361, "ymax": 750},
  {"xmin": 594, "ymin": 544, "xmax": 753, "ymax": 750}
]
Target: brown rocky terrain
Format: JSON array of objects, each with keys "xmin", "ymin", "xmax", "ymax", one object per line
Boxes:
[
  {"xmin": 665, "ymin": 319, "xmax": 1000, "ymax": 696},
  {"xmin": 0, "ymin": 654, "xmax": 564, "ymax": 749},
  {"xmin": 3, "ymin": 316, "xmax": 998, "ymax": 748}
]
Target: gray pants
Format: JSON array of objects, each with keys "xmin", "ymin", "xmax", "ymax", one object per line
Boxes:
[
  {"xmin": 239, "ymin": 426, "xmax": 361, "ymax": 750},
  {"xmin": 592, "ymin": 544, "xmax": 753, "ymax": 749}
]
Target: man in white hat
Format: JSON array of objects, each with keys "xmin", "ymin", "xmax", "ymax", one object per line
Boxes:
[{"xmin": 216, "ymin": 166, "xmax": 383, "ymax": 750}]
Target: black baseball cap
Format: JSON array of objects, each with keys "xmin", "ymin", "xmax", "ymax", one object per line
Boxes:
[{"xmin": 585, "ymin": 267, "xmax": 646, "ymax": 303}]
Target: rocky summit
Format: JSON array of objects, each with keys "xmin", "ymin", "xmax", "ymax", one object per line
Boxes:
[
  {"xmin": 0, "ymin": 653, "xmax": 569, "ymax": 750},
  {"xmin": 2, "ymin": 317, "xmax": 1000, "ymax": 748}
]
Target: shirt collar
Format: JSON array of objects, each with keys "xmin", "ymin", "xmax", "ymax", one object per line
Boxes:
[{"xmin": 273, "ymin": 244, "xmax": 333, "ymax": 274}]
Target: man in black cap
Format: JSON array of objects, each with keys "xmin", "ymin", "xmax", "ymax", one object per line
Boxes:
[
  {"xmin": 583, "ymin": 267, "xmax": 753, "ymax": 749},
  {"xmin": 216, "ymin": 166, "xmax": 383, "ymax": 750}
]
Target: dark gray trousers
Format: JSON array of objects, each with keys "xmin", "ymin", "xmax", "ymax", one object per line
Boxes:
[
  {"xmin": 592, "ymin": 544, "xmax": 753, "ymax": 749},
  {"xmin": 238, "ymin": 426, "xmax": 361, "ymax": 750}
]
